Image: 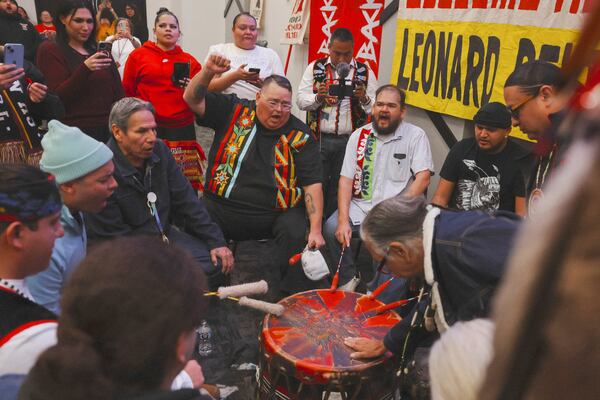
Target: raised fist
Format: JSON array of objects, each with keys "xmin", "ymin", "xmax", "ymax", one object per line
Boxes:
[{"xmin": 205, "ymin": 53, "xmax": 231, "ymax": 75}]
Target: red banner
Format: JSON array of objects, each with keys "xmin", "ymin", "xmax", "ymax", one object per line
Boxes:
[{"xmin": 308, "ymin": 0, "xmax": 384, "ymax": 77}]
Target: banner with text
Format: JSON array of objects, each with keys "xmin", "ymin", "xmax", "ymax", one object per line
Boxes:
[
  {"xmin": 309, "ymin": 0, "xmax": 384, "ymax": 77},
  {"xmin": 281, "ymin": 0, "xmax": 311, "ymax": 45},
  {"xmin": 391, "ymin": 0, "xmax": 589, "ymax": 139}
]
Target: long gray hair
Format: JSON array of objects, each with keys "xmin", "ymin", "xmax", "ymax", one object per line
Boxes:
[
  {"xmin": 108, "ymin": 97, "xmax": 155, "ymax": 133},
  {"xmin": 360, "ymin": 195, "xmax": 428, "ymax": 256}
]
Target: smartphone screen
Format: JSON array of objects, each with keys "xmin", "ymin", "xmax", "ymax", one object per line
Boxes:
[
  {"xmin": 4, "ymin": 43, "xmax": 24, "ymax": 69},
  {"xmin": 172, "ymin": 62, "xmax": 190, "ymax": 85}
]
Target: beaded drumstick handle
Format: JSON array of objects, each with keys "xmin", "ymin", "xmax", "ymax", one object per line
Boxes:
[{"xmin": 330, "ymin": 246, "xmax": 346, "ymax": 292}]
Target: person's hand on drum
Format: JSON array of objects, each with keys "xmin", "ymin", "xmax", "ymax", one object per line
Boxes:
[
  {"xmin": 344, "ymin": 337, "xmax": 386, "ymax": 359},
  {"xmin": 211, "ymin": 246, "xmax": 234, "ymax": 274}
]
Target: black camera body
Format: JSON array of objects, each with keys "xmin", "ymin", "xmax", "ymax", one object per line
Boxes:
[{"xmin": 328, "ymin": 81, "xmax": 355, "ymax": 98}]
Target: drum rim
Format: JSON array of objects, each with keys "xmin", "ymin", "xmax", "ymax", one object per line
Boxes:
[{"xmin": 262, "ymin": 289, "xmax": 401, "ymax": 375}]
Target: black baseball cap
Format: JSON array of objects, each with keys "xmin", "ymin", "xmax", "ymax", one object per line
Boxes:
[{"xmin": 473, "ymin": 102, "xmax": 512, "ymax": 130}]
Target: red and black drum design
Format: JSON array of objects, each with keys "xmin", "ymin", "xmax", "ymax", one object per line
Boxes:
[{"xmin": 258, "ymin": 289, "xmax": 401, "ymax": 399}]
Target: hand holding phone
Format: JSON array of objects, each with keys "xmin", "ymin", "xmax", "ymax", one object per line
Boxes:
[
  {"xmin": 3, "ymin": 43, "xmax": 24, "ymax": 69},
  {"xmin": 0, "ymin": 63, "xmax": 25, "ymax": 89},
  {"xmin": 97, "ymin": 41, "xmax": 112, "ymax": 57},
  {"xmin": 172, "ymin": 62, "xmax": 190, "ymax": 87},
  {"xmin": 84, "ymin": 52, "xmax": 112, "ymax": 71}
]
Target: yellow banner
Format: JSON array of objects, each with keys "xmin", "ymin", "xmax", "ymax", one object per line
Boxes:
[{"xmin": 391, "ymin": 20, "xmax": 579, "ymax": 140}]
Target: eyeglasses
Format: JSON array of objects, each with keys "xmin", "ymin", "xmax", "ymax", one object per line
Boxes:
[
  {"xmin": 265, "ymin": 99, "xmax": 292, "ymax": 112},
  {"xmin": 507, "ymin": 85, "xmax": 542, "ymax": 119},
  {"xmin": 376, "ymin": 247, "xmax": 392, "ymax": 275}
]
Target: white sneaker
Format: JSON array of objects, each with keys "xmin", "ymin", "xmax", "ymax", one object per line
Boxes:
[{"xmin": 339, "ymin": 276, "xmax": 360, "ymax": 292}]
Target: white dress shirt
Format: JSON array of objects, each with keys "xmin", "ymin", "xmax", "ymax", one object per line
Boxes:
[{"xmin": 340, "ymin": 121, "xmax": 434, "ymax": 224}]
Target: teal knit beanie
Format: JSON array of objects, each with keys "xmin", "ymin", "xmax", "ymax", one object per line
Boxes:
[{"xmin": 40, "ymin": 120, "xmax": 113, "ymax": 184}]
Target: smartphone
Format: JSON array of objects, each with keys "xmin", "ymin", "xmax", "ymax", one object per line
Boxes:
[
  {"xmin": 172, "ymin": 61, "xmax": 190, "ymax": 85},
  {"xmin": 117, "ymin": 20, "xmax": 128, "ymax": 33},
  {"xmin": 97, "ymin": 41, "xmax": 112, "ymax": 56},
  {"xmin": 249, "ymin": 67, "xmax": 260, "ymax": 74},
  {"xmin": 3, "ymin": 43, "xmax": 24, "ymax": 69}
]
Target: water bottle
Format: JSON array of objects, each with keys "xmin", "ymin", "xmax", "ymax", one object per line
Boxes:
[{"xmin": 196, "ymin": 320, "xmax": 213, "ymax": 357}]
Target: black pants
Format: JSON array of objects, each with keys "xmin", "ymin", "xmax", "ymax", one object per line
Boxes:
[
  {"xmin": 320, "ymin": 133, "xmax": 350, "ymax": 219},
  {"xmin": 205, "ymin": 198, "xmax": 326, "ymax": 293},
  {"xmin": 168, "ymin": 227, "xmax": 225, "ymax": 290}
]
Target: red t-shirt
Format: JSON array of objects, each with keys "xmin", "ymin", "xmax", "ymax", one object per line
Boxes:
[
  {"xmin": 122, "ymin": 41, "xmax": 202, "ymax": 128},
  {"xmin": 35, "ymin": 24, "xmax": 56, "ymax": 33}
]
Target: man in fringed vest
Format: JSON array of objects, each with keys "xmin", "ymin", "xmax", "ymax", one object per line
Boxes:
[
  {"xmin": 323, "ymin": 85, "xmax": 433, "ymax": 297},
  {"xmin": 185, "ymin": 54, "xmax": 326, "ymax": 294},
  {"xmin": 297, "ymin": 28, "xmax": 377, "ymax": 218},
  {"xmin": 0, "ymin": 164, "xmax": 63, "ymax": 375}
]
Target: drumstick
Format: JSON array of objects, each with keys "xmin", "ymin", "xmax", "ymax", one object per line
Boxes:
[
  {"xmin": 288, "ymin": 252, "xmax": 302, "ymax": 265},
  {"xmin": 368, "ymin": 277, "xmax": 395, "ymax": 300},
  {"xmin": 216, "ymin": 280, "xmax": 268, "ymax": 299},
  {"xmin": 203, "ymin": 292, "xmax": 284, "ymax": 316},
  {"xmin": 371, "ymin": 293, "xmax": 427, "ymax": 315},
  {"xmin": 330, "ymin": 246, "xmax": 346, "ymax": 292},
  {"xmin": 238, "ymin": 296, "xmax": 285, "ymax": 316}
]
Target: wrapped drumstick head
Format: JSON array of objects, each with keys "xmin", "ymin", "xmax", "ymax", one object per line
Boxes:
[{"xmin": 217, "ymin": 280, "xmax": 268, "ymax": 299}]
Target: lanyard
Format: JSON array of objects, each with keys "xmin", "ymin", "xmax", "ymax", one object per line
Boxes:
[
  {"xmin": 147, "ymin": 191, "xmax": 169, "ymax": 244},
  {"xmin": 134, "ymin": 166, "xmax": 169, "ymax": 244}
]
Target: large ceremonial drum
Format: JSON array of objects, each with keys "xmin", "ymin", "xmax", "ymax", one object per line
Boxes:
[{"xmin": 258, "ymin": 289, "xmax": 402, "ymax": 399}]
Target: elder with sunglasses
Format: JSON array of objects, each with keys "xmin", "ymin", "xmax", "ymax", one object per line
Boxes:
[
  {"xmin": 185, "ymin": 54, "xmax": 326, "ymax": 295},
  {"xmin": 344, "ymin": 195, "xmax": 520, "ymax": 362},
  {"xmin": 503, "ymin": 61, "xmax": 570, "ymax": 215}
]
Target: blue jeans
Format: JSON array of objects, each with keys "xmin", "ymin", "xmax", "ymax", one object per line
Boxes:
[
  {"xmin": 325, "ymin": 210, "xmax": 410, "ymax": 303},
  {"xmin": 323, "ymin": 210, "xmax": 360, "ymax": 285}
]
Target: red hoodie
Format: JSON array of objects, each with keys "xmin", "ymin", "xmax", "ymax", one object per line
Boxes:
[{"xmin": 123, "ymin": 41, "xmax": 201, "ymax": 128}]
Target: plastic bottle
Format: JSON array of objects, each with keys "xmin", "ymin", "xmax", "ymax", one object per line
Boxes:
[{"xmin": 196, "ymin": 320, "xmax": 213, "ymax": 357}]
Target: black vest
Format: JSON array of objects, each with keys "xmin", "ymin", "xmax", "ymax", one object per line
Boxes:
[
  {"xmin": 306, "ymin": 58, "xmax": 370, "ymax": 138},
  {"xmin": 0, "ymin": 287, "xmax": 56, "ymax": 346}
]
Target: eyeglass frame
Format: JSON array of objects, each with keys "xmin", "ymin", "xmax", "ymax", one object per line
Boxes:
[
  {"xmin": 263, "ymin": 98, "xmax": 293, "ymax": 112},
  {"xmin": 376, "ymin": 246, "xmax": 392, "ymax": 275},
  {"xmin": 507, "ymin": 84, "xmax": 543, "ymax": 120}
]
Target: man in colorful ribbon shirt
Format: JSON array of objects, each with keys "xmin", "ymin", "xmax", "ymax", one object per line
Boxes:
[
  {"xmin": 185, "ymin": 53, "xmax": 325, "ymax": 294},
  {"xmin": 297, "ymin": 27, "xmax": 377, "ymax": 219},
  {"xmin": 323, "ymin": 85, "xmax": 433, "ymax": 295},
  {"xmin": 84, "ymin": 98, "xmax": 233, "ymax": 289}
]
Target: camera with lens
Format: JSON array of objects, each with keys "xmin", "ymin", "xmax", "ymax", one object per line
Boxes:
[{"xmin": 328, "ymin": 81, "xmax": 355, "ymax": 98}]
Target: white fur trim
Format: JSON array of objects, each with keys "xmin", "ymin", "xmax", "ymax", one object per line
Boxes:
[
  {"xmin": 432, "ymin": 282, "xmax": 450, "ymax": 333},
  {"xmin": 423, "ymin": 206, "xmax": 440, "ymax": 285}
]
